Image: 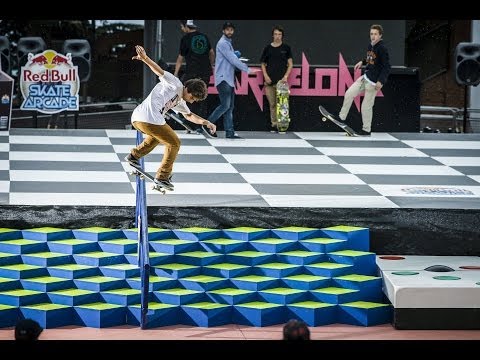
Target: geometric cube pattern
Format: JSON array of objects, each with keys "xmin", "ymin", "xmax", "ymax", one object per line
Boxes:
[{"xmin": 0, "ymin": 225, "xmax": 391, "ymax": 328}]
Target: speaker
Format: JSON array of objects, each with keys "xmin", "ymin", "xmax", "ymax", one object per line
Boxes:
[
  {"xmin": 63, "ymin": 39, "xmax": 91, "ymax": 82},
  {"xmin": 454, "ymin": 42, "xmax": 480, "ymax": 86},
  {"xmin": 0, "ymin": 36, "xmax": 10, "ymax": 74},
  {"xmin": 17, "ymin": 37, "xmax": 46, "ymax": 68}
]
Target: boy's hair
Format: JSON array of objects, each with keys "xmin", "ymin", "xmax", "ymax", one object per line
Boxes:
[
  {"xmin": 272, "ymin": 25, "xmax": 285, "ymax": 37},
  {"xmin": 184, "ymin": 78, "xmax": 208, "ymax": 101},
  {"xmin": 370, "ymin": 24, "xmax": 383, "ymax": 35},
  {"xmin": 282, "ymin": 319, "xmax": 311, "ymax": 340}
]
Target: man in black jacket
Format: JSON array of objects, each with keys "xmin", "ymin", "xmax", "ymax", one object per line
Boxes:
[{"xmin": 338, "ymin": 24, "xmax": 391, "ymax": 136}]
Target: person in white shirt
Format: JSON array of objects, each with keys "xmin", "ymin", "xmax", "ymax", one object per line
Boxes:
[{"xmin": 125, "ymin": 45, "xmax": 216, "ymax": 190}]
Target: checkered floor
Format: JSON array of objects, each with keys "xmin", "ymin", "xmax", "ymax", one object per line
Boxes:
[{"xmin": 1, "ymin": 128, "xmax": 479, "ymax": 208}]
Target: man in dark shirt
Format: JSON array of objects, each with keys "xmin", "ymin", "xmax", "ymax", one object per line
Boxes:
[
  {"xmin": 174, "ymin": 20, "xmax": 215, "ymax": 130},
  {"xmin": 337, "ymin": 24, "xmax": 391, "ymax": 136},
  {"xmin": 260, "ymin": 25, "xmax": 293, "ymax": 132}
]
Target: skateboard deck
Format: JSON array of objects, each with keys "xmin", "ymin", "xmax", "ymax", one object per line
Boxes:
[
  {"xmin": 127, "ymin": 163, "xmax": 169, "ymax": 194},
  {"xmin": 276, "ymin": 81, "xmax": 290, "ymax": 133},
  {"xmin": 318, "ymin": 105, "xmax": 357, "ymax": 137},
  {"xmin": 165, "ymin": 111, "xmax": 216, "ymax": 138}
]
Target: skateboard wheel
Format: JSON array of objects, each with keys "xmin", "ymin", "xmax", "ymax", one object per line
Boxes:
[
  {"xmin": 322, "ymin": 117, "xmax": 327, "ymax": 122},
  {"xmin": 152, "ymin": 185, "xmax": 166, "ymax": 194},
  {"xmin": 140, "ymin": 175, "xmax": 145, "ymax": 179}
]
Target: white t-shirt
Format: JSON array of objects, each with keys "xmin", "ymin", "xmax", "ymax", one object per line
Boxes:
[{"xmin": 131, "ymin": 71, "xmax": 190, "ymax": 125}]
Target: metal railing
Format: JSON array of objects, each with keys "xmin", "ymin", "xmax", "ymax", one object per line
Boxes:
[
  {"xmin": 420, "ymin": 106, "xmax": 480, "ymax": 133},
  {"xmin": 133, "ymin": 130, "xmax": 150, "ymax": 329},
  {"xmin": 11, "ymin": 101, "xmax": 139, "ymax": 129},
  {"xmin": 457, "ymin": 108, "xmax": 480, "ymax": 133},
  {"xmin": 420, "ymin": 106, "xmax": 459, "ymax": 130}
]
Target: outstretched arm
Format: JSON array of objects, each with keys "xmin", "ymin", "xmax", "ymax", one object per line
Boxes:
[{"xmin": 132, "ymin": 45, "xmax": 164, "ymax": 77}]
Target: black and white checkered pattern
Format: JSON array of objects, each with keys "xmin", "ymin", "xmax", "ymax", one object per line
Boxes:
[{"xmin": 1, "ymin": 129, "xmax": 479, "ymax": 208}]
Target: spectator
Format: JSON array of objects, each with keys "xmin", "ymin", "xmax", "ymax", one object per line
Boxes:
[
  {"xmin": 208, "ymin": 21, "xmax": 259, "ymax": 139},
  {"xmin": 260, "ymin": 25, "xmax": 293, "ymax": 133},
  {"xmin": 283, "ymin": 319, "xmax": 310, "ymax": 340},
  {"xmin": 331, "ymin": 24, "xmax": 391, "ymax": 136},
  {"xmin": 15, "ymin": 319, "xmax": 43, "ymax": 341},
  {"xmin": 174, "ymin": 20, "xmax": 215, "ymax": 133}
]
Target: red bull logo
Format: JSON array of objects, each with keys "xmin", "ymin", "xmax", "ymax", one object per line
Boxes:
[
  {"xmin": 30, "ymin": 55, "xmax": 48, "ymax": 66},
  {"xmin": 23, "ymin": 69, "xmax": 77, "ymax": 82},
  {"xmin": 52, "ymin": 54, "xmax": 70, "ymax": 66},
  {"xmin": 20, "ymin": 50, "xmax": 80, "ymax": 114}
]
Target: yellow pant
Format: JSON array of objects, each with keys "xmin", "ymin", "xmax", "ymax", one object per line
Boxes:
[{"xmin": 131, "ymin": 121, "xmax": 181, "ymax": 180}]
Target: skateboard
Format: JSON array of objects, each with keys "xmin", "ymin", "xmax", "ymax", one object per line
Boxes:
[
  {"xmin": 276, "ymin": 81, "xmax": 290, "ymax": 133},
  {"xmin": 318, "ymin": 105, "xmax": 357, "ymax": 137},
  {"xmin": 127, "ymin": 163, "xmax": 169, "ymax": 194},
  {"xmin": 165, "ymin": 111, "xmax": 216, "ymax": 138}
]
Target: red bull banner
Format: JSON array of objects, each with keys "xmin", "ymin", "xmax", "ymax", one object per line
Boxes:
[
  {"xmin": 20, "ymin": 50, "xmax": 79, "ymax": 114},
  {"xmin": 0, "ymin": 70, "xmax": 14, "ymax": 131}
]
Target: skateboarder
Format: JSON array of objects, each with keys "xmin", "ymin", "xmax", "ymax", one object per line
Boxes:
[
  {"xmin": 260, "ymin": 25, "xmax": 293, "ymax": 132},
  {"xmin": 125, "ymin": 45, "xmax": 216, "ymax": 190},
  {"xmin": 336, "ymin": 24, "xmax": 391, "ymax": 136}
]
